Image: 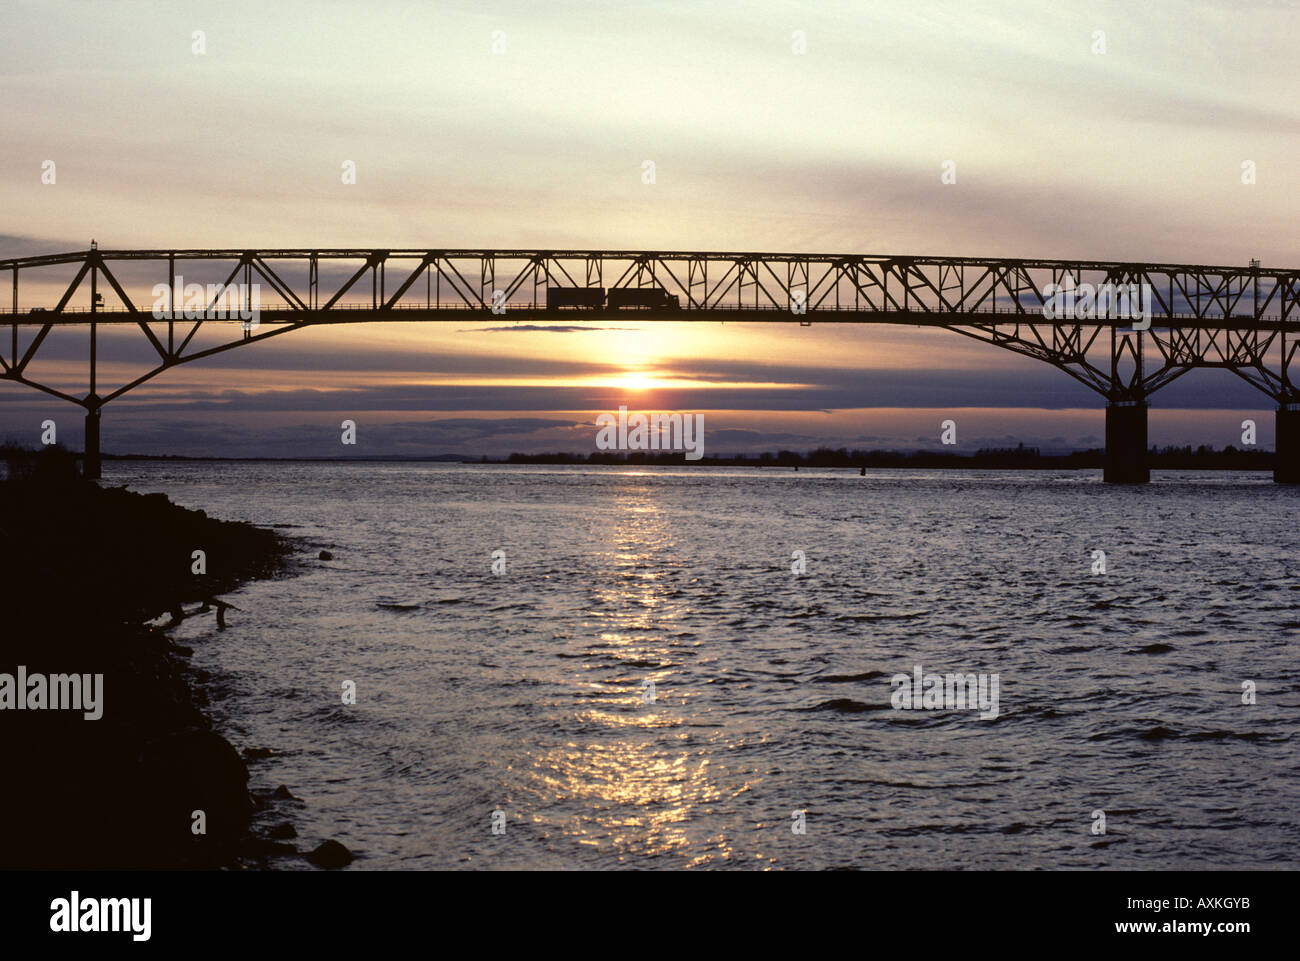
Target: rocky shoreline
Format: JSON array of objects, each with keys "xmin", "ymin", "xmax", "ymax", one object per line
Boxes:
[{"xmin": 0, "ymin": 452, "xmax": 348, "ymax": 869}]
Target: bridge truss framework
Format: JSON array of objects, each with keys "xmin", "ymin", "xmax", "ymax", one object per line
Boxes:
[{"xmin": 3, "ymin": 248, "xmax": 1299, "ymax": 482}]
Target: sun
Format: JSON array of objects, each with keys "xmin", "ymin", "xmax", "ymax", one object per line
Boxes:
[{"xmin": 614, "ymin": 371, "xmax": 659, "ymax": 392}]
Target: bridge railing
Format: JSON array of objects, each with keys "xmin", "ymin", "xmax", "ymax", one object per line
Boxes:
[{"xmin": 0, "ymin": 303, "xmax": 1285, "ymax": 323}]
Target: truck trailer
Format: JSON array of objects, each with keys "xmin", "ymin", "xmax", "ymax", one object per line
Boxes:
[
  {"xmin": 605, "ymin": 288, "xmax": 681, "ymax": 309},
  {"xmin": 546, "ymin": 286, "xmax": 606, "ymax": 309},
  {"xmin": 546, "ymin": 286, "xmax": 681, "ymax": 310}
]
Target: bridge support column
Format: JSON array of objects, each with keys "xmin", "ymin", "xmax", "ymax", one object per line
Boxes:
[
  {"xmin": 1275, "ymin": 405, "xmax": 1300, "ymax": 484},
  {"xmin": 1104, "ymin": 400, "xmax": 1148, "ymax": 484},
  {"xmin": 84, "ymin": 407, "xmax": 101, "ymax": 480}
]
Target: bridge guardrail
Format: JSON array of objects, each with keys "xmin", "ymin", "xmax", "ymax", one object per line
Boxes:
[{"xmin": 0, "ymin": 304, "xmax": 1283, "ymax": 322}]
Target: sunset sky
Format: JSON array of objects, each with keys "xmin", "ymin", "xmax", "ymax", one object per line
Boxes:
[{"xmin": 2, "ymin": 0, "xmax": 1297, "ymax": 457}]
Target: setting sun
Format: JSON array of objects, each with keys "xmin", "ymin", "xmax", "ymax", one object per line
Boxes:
[{"xmin": 614, "ymin": 371, "xmax": 659, "ymax": 392}]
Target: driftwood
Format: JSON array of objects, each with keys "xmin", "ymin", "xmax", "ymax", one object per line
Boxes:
[{"xmin": 165, "ymin": 597, "xmax": 242, "ymax": 630}]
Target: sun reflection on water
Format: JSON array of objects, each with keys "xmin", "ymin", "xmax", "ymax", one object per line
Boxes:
[
  {"xmin": 518, "ymin": 479, "xmax": 747, "ymax": 863},
  {"xmin": 524, "ymin": 740, "xmax": 740, "ymax": 863}
]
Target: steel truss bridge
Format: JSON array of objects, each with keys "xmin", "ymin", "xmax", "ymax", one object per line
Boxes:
[{"xmin": 2, "ymin": 247, "xmax": 1299, "ymax": 482}]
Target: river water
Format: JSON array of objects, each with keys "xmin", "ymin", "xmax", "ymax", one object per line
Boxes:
[{"xmin": 111, "ymin": 462, "xmax": 1299, "ymax": 869}]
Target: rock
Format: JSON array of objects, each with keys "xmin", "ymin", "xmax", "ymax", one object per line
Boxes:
[
  {"xmin": 269, "ymin": 822, "xmax": 297, "ymax": 840},
  {"xmin": 307, "ymin": 839, "xmax": 353, "ymax": 868},
  {"xmin": 318, "ymin": 550, "xmax": 333, "ymax": 560},
  {"xmin": 273, "ymin": 785, "xmax": 301, "ymax": 801},
  {"xmin": 148, "ymin": 728, "xmax": 252, "ymax": 829},
  {"xmin": 244, "ymin": 747, "xmax": 274, "ymax": 760},
  {"xmin": 240, "ymin": 837, "xmax": 298, "ymax": 859}
]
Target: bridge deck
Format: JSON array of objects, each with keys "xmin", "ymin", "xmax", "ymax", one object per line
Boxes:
[{"xmin": 0, "ymin": 305, "xmax": 1286, "ymax": 329}]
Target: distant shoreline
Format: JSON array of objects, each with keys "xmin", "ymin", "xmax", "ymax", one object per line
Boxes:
[{"xmin": 62, "ymin": 447, "xmax": 1280, "ymax": 471}]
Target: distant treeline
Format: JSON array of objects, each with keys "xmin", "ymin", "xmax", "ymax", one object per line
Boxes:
[
  {"xmin": 505, "ymin": 444, "xmax": 1276, "ymax": 470},
  {"xmin": 0, "ymin": 440, "xmax": 1275, "ymax": 470}
]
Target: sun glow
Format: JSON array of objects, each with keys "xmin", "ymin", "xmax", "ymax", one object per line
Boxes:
[{"xmin": 613, "ymin": 371, "xmax": 660, "ymax": 392}]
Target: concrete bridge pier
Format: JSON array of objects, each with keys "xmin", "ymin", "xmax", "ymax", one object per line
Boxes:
[
  {"xmin": 1104, "ymin": 400, "xmax": 1149, "ymax": 484},
  {"xmin": 1275, "ymin": 404, "xmax": 1300, "ymax": 484},
  {"xmin": 83, "ymin": 406, "xmax": 101, "ymax": 480}
]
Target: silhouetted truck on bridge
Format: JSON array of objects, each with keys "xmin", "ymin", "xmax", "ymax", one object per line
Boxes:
[
  {"xmin": 607, "ymin": 287, "xmax": 680, "ymax": 309},
  {"xmin": 545, "ymin": 286, "xmax": 605, "ymax": 308},
  {"xmin": 546, "ymin": 286, "xmax": 680, "ymax": 310}
]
